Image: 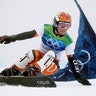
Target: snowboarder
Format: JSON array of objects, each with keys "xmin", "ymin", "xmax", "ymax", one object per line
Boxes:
[{"xmin": 0, "ymin": 11, "xmax": 91, "ymax": 85}]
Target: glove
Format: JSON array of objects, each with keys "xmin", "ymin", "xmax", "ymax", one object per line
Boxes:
[
  {"xmin": 76, "ymin": 76, "xmax": 91, "ymax": 85},
  {"xmin": 0, "ymin": 35, "xmax": 15, "ymax": 44},
  {"xmin": 74, "ymin": 72, "xmax": 91, "ymax": 85}
]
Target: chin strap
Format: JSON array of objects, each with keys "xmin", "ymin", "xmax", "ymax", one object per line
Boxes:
[{"xmin": 53, "ymin": 23, "xmax": 58, "ymax": 33}]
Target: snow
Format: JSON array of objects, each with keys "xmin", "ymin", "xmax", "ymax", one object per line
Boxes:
[{"xmin": 0, "ymin": 79, "xmax": 96, "ymax": 96}]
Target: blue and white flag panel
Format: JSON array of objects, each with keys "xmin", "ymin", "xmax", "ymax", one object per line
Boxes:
[{"xmin": 51, "ymin": 0, "xmax": 96, "ymax": 81}]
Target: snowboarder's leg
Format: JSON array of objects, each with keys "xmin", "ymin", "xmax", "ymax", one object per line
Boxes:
[
  {"xmin": 37, "ymin": 50, "xmax": 59, "ymax": 76},
  {"xmin": 21, "ymin": 50, "xmax": 59, "ymax": 76},
  {"xmin": 0, "ymin": 50, "xmax": 59, "ymax": 76},
  {"xmin": 0, "ymin": 50, "xmax": 43, "ymax": 76}
]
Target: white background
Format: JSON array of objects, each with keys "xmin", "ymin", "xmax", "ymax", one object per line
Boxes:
[{"xmin": 0, "ymin": 0, "xmax": 96, "ymax": 96}]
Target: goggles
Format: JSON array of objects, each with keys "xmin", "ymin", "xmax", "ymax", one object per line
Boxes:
[{"xmin": 57, "ymin": 22, "xmax": 71, "ymax": 29}]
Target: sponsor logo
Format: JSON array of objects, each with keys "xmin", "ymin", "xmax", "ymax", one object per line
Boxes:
[{"xmin": 37, "ymin": 80, "xmax": 50, "ymax": 85}]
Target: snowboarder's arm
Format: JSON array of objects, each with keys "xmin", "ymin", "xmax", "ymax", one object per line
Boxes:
[
  {"xmin": 67, "ymin": 55, "xmax": 80, "ymax": 77},
  {"xmin": 67, "ymin": 54, "xmax": 91, "ymax": 85},
  {"xmin": 0, "ymin": 30, "xmax": 37, "ymax": 44},
  {"xmin": 11, "ymin": 30, "xmax": 37, "ymax": 40}
]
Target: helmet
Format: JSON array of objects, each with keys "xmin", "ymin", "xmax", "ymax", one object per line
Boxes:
[{"xmin": 53, "ymin": 12, "xmax": 72, "ymax": 28}]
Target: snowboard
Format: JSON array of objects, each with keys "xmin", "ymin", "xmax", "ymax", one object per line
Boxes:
[{"xmin": 0, "ymin": 75, "xmax": 56, "ymax": 87}]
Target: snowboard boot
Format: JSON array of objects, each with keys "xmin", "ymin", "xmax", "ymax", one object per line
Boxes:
[
  {"xmin": 22, "ymin": 66, "xmax": 41, "ymax": 76},
  {"xmin": 0, "ymin": 65, "xmax": 20, "ymax": 76}
]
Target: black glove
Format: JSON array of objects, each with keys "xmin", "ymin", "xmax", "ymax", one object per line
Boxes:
[
  {"xmin": 0, "ymin": 35, "xmax": 16, "ymax": 44},
  {"xmin": 68, "ymin": 55, "xmax": 91, "ymax": 85},
  {"xmin": 74, "ymin": 72, "xmax": 91, "ymax": 85}
]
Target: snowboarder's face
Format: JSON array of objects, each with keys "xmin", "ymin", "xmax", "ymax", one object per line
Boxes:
[{"xmin": 57, "ymin": 22, "xmax": 71, "ymax": 35}]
